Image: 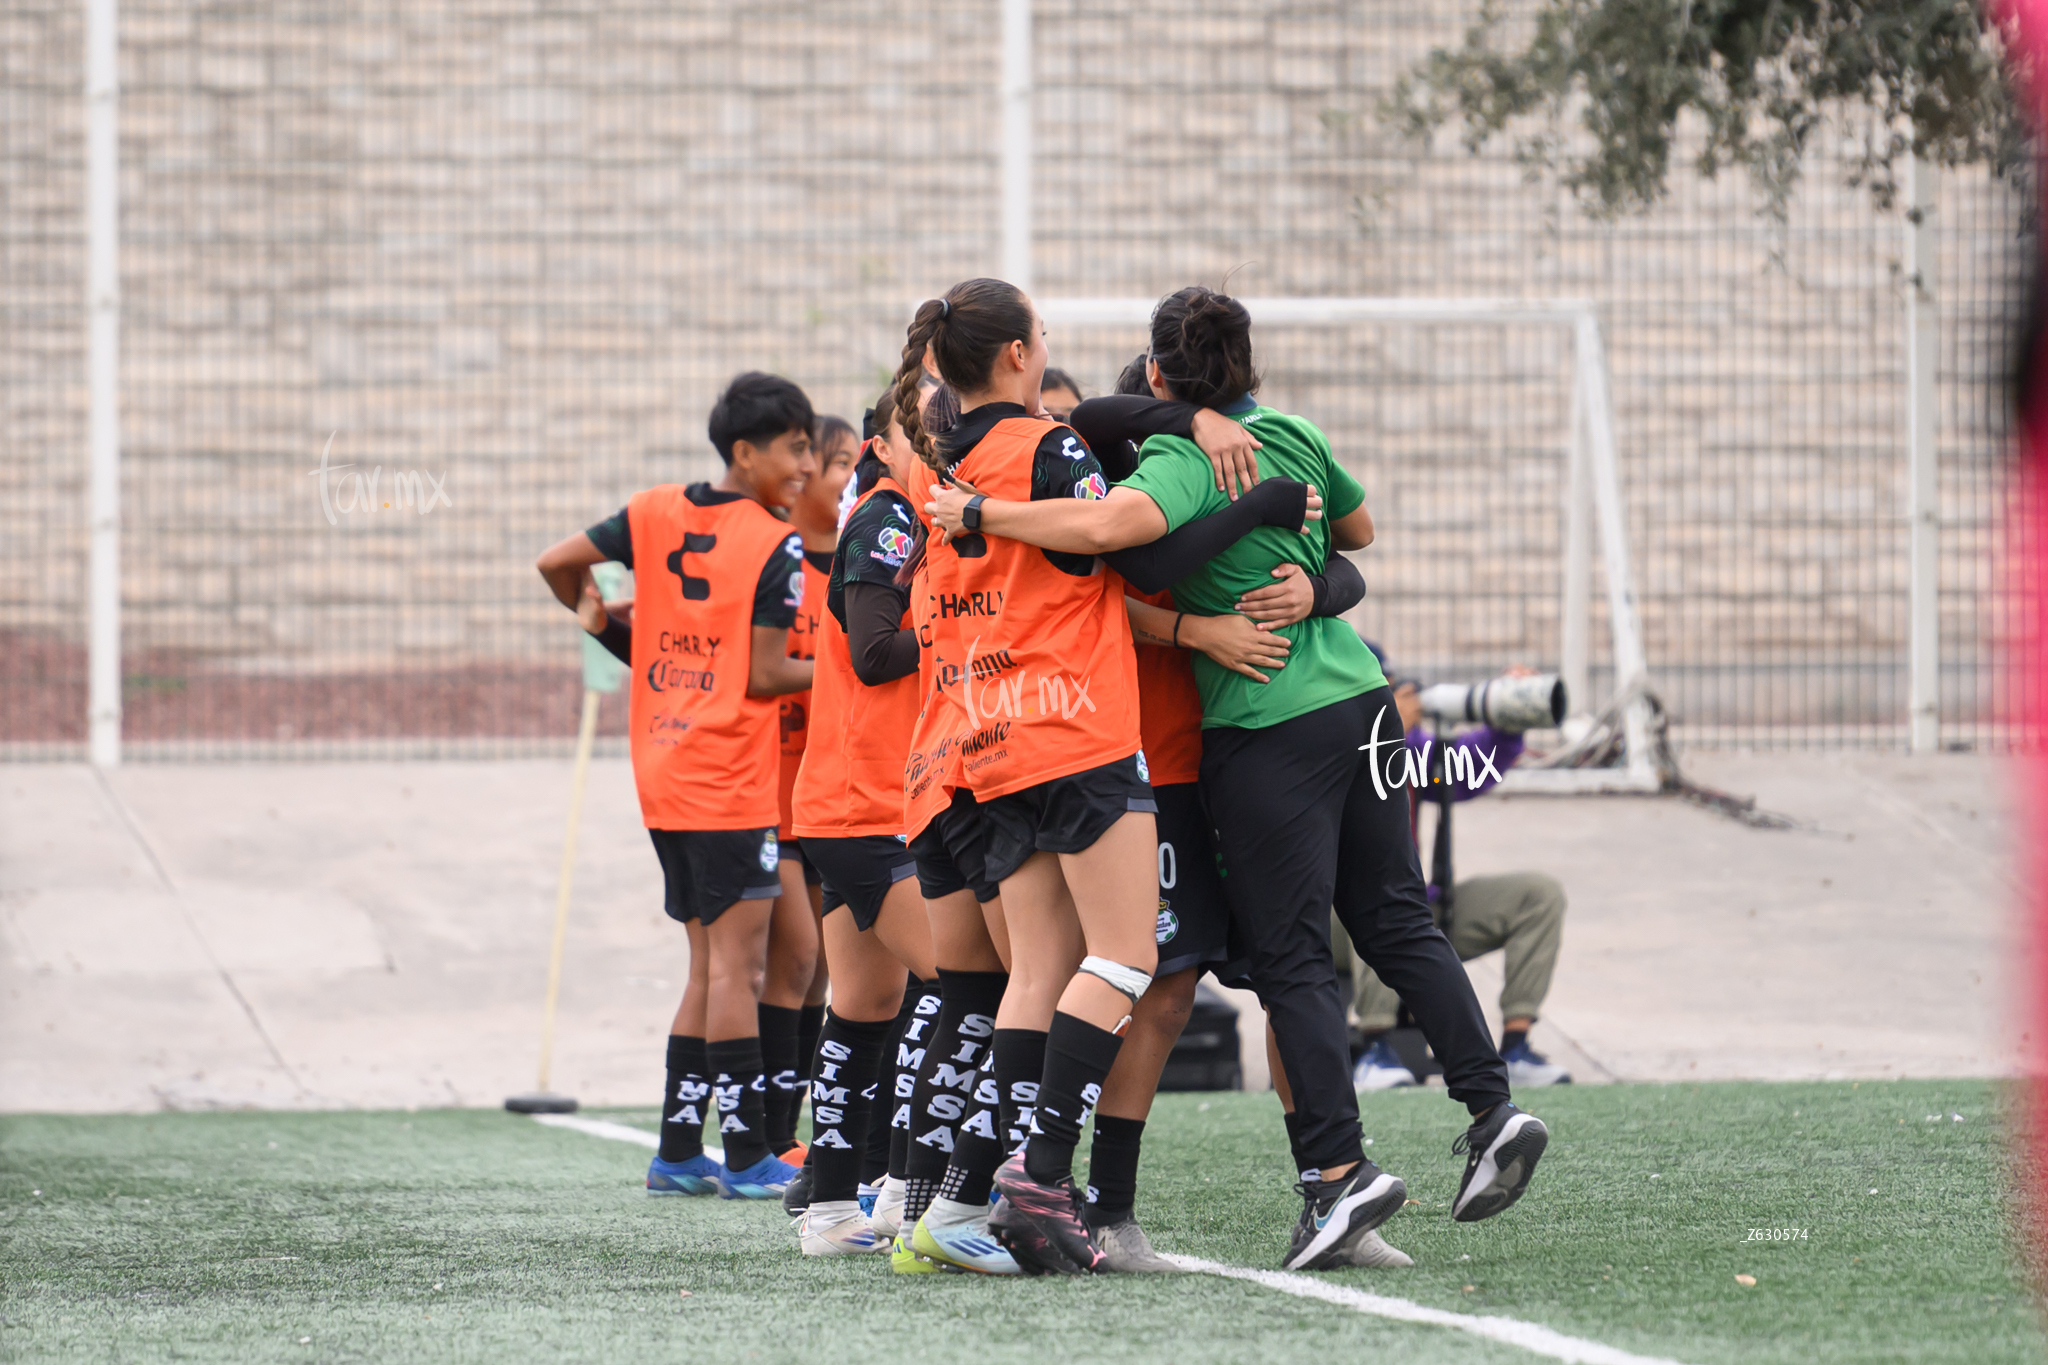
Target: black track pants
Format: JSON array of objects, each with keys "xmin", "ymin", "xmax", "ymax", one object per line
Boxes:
[{"xmin": 1201, "ymin": 686, "xmax": 1510, "ymax": 1171}]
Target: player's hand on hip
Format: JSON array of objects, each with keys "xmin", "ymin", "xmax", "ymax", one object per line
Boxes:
[{"xmin": 1184, "ymin": 611, "xmax": 1291, "ymax": 684}]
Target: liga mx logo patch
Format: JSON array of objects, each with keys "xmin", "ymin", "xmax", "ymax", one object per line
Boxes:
[
  {"xmin": 1155, "ymin": 903, "xmax": 1178, "ymax": 945},
  {"xmin": 872, "ymin": 525, "xmax": 914, "ymax": 566},
  {"xmin": 1135, "ymin": 750, "xmax": 1150, "ymax": 784},
  {"xmin": 1074, "ymin": 471, "xmax": 1108, "ymax": 501},
  {"xmin": 759, "ymin": 834, "xmax": 779, "ymax": 872}
]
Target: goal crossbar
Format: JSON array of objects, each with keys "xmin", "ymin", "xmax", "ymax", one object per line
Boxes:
[{"xmin": 1036, "ymin": 296, "xmax": 1658, "ymax": 793}]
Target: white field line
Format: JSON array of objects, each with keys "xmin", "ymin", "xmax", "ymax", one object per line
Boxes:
[
  {"xmin": 1170, "ymin": 1256, "xmax": 1691, "ymax": 1365},
  {"xmin": 533, "ymin": 1116, "xmax": 1689, "ymax": 1365},
  {"xmin": 530, "ymin": 1111, "xmax": 721, "ymax": 1157}
]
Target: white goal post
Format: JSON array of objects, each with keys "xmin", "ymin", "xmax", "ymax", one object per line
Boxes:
[{"xmin": 1035, "ymin": 296, "xmax": 1658, "ymax": 794}]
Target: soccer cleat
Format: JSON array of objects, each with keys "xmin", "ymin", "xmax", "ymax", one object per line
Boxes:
[
  {"xmin": 1281, "ymin": 1161, "xmax": 1407, "ymax": 1271},
  {"xmin": 1502, "ymin": 1039, "xmax": 1573, "ymax": 1087},
  {"xmin": 798, "ymin": 1199, "xmax": 889, "ymax": 1256},
  {"xmin": 856, "ymin": 1181, "xmax": 880, "ymax": 1219},
  {"xmin": 646, "ymin": 1153, "xmax": 722, "ymax": 1196},
  {"xmin": 1336, "ymin": 1229, "xmax": 1415, "ymax": 1268},
  {"xmin": 1451, "ymin": 1103, "xmax": 1549, "ymax": 1222},
  {"xmin": 988, "ymin": 1154, "xmax": 1103, "ymax": 1276},
  {"xmin": 889, "ymin": 1232, "xmax": 946, "ymax": 1275},
  {"xmin": 780, "ymin": 1162, "xmax": 814, "ymax": 1217},
  {"xmin": 911, "ymin": 1202, "xmax": 1022, "ymax": 1275},
  {"xmin": 716, "ymin": 1153, "xmax": 801, "ymax": 1201},
  {"xmin": 1090, "ymin": 1217, "xmax": 1179, "ymax": 1273},
  {"xmin": 1352, "ymin": 1038, "xmax": 1419, "ymax": 1092},
  {"xmin": 777, "ymin": 1141, "xmax": 810, "ymax": 1167},
  {"xmin": 866, "ymin": 1175, "xmax": 907, "ymax": 1241}
]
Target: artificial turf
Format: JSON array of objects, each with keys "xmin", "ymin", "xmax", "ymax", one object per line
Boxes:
[{"xmin": 1, "ymin": 1080, "xmax": 2040, "ymax": 1364}]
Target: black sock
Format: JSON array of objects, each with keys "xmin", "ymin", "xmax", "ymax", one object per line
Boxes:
[
  {"xmin": 707, "ymin": 1036, "xmax": 771, "ymax": 1173},
  {"xmin": 869, "ymin": 980, "xmax": 922, "ymax": 1184},
  {"xmin": 858, "ymin": 1055, "xmax": 892, "ymax": 1187},
  {"xmin": 1084, "ymin": 1114, "xmax": 1146, "ymax": 1225},
  {"xmin": 798, "ymin": 1002, "xmax": 826, "ymax": 1086},
  {"xmin": 809, "ymin": 1011, "xmax": 892, "ymax": 1203},
  {"xmin": 904, "ymin": 969, "xmax": 1006, "ymax": 1224},
  {"xmin": 757, "ymin": 1003, "xmax": 803, "ymax": 1154},
  {"xmin": 658, "ymin": 1035, "xmax": 709, "ymax": 1164},
  {"xmin": 994, "ymin": 1027, "xmax": 1048, "ymax": 1153},
  {"xmin": 1023, "ymin": 1012, "xmax": 1124, "ymax": 1185},
  {"xmin": 938, "ymin": 1052, "xmax": 1004, "ymax": 1207},
  {"xmin": 1501, "ymin": 1027, "xmax": 1529, "ymax": 1054}
]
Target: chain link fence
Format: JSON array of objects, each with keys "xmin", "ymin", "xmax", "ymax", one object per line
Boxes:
[{"xmin": 2, "ymin": 0, "xmax": 2030, "ymax": 759}]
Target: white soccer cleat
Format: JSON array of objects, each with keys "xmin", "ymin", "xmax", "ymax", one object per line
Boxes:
[
  {"xmin": 866, "ymin": 1175, "xmax": 907, "ymax": 1241},
  {"xmin": 911, "ymin": 1197, "xmax": 1021, "ymax": 1275},
  {"xmin": 1337, "ymin": 1229, "xmax": 1415, "ymax": 1268},
  {"xmin": 799, "ymin": 1199, "xmax": 890, "ymax": 1256},
  {"xmin": 1353, "ymin": 1038, "xmax": 1419, "ymax": 1091}
]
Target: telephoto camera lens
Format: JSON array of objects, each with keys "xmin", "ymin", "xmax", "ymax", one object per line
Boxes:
[{"xmin": 1417, "ymin": 675, "xmax": 1567, "ymax": 733}]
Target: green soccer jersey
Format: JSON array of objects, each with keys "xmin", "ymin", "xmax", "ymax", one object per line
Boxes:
[{"xmin": 1119, "ymin": 403, "xmax": 1387, "ymax": 729}]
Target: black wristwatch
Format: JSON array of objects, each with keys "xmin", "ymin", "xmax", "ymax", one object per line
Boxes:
[{"xmin": 961, "ymin": 494, "xmax": 988, "ymax": 531}]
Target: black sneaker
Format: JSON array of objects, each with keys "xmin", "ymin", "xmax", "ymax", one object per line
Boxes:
[
  {"xmin": 1451, "ymin": 1102, "xmax": 1548, "ymax": 1222},
  {"xmin": 780, "ymin": 1161, "xmax": 814, "ymax": 1217},
  {"xmin": 988, "ymin": 1153, "xmax": 1103, "ymax": 1275},
  {"xmin": 1281, "ymin": 1160, "xmax": 1407, "ymax": 1270}
]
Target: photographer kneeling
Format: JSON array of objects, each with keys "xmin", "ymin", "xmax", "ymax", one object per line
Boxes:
[{"xmin": 1350, "ymin": 643, "xmax": 1572, "ymax": 1091}]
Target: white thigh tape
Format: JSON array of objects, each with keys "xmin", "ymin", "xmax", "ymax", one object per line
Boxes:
[{"xmin": 1079, "ymin": 956, "xmax": 1153, "ymax": 1005}]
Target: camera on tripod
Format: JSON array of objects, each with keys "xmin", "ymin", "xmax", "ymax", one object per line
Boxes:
[{"xmin": 1417, "ymin": 674, "xmax": 1567, "ymax": 733}]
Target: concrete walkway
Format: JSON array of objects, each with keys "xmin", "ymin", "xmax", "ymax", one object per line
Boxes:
[{"xmin": 0, "ymin": 752, "xmax": 2024, "ymax": 1113}]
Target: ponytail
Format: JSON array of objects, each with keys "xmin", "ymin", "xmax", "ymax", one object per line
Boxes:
[{"xmin": 890, "ymin": 300, "xmax": 948, "ymax": 473}]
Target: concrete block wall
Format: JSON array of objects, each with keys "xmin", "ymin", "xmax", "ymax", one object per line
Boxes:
[{"xmin": 1, "ymin": 0, "xmax": 2025, "ymax": 747}]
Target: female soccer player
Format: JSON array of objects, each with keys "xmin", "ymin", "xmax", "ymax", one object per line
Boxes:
[
  {"xmin": 1060, "ymin": 369, "xmax": 1368, "ymax": 1271},
  {"xmin": 786, "ymin": 396, "xmax": 946, "ymax": 1255},
  {"xmin": 760, "ymin": 416, "xmax": 856, "ymax": 1162},
  {"xmin": 929, "ymin": 287, "xmax": 1549, "ymax": 1269},
  {"xmin": 885, "ymin": 278, "xmax": 1165, "ymax": 1276},
  {"xmin": 885, "ymin": 375, "xmax": 1021, "ymax": 1275},
  {"xmin": 537, "ymin": 372, "xmax": 819, "ymax": 1202}
]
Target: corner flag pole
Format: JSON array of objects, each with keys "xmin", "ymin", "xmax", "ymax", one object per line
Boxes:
[{"xmin": 508, "ymin": 562, "xmax": 629, "ymax": 1115}]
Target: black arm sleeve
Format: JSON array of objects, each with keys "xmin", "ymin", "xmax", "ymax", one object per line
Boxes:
[
  {"xmin": 1100, "ymin": 477, "xmax": 1312, "ymax": 594},
  {"xmin": 591, "ymin": 616, "xmax": 633, "ymax": 664},
  {"xmin": 845, "ymin": 581, "xmax": 920, "ymax": 685},
  {"xmin": 1310, "ymin": 553, "xmax": 1366, "ymax": 617},
  {"xmin": 1067, "ymin": 396, "xmax": 1198, "ymax": 482}
]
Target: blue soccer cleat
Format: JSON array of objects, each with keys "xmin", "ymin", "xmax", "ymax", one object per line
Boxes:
[
  {"xmin": 647, "ymin": 1153, "xmax": 722, "ymax": 1196},
  {"xmin": 717, "ymin": 1152, "xmax": 802, "ymax": 1200}
]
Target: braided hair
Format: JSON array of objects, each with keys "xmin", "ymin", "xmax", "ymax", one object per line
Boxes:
[{"xmin": 887, "ymin": 278, "xmax": 1035, "ymax": 472}]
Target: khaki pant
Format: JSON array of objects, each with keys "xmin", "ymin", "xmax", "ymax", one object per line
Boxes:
[{"xmin": 1341, "ymin": 871, "xmax": 1567, "ymax": 1031}]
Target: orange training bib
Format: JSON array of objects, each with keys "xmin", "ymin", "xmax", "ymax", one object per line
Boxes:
[{"xmin": 626, "ymin": 485, "xmax": 798, "ymax": 831}]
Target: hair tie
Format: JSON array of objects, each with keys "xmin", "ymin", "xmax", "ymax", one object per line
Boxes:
[{"xmin": 938, "ymin": 298, "xmax": 951, "ymax": 320}]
